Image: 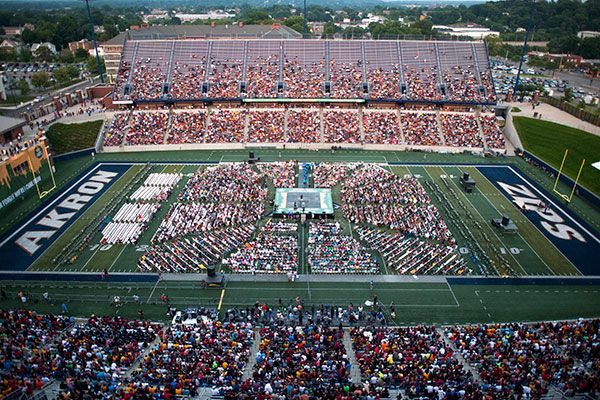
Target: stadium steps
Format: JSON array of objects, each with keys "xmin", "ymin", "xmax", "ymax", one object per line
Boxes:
[
  {"xmin": 284, "ymin": 108, "xmax": 289, "ymax": 142},
  {"xmin": 164, "ymin": 112, "xmax": 173, "ymax": 145},
  {"xmin": 396, "ymin": 109, "xmax": 406, "ymax": 145},
  {"xmin": 123, "ymin": 333, "xmax": 163, "ymax": 378},
  {"xmin": 475, "ymin": 113, "xmax": 487, "ymax": 149},
  {"xmin": 358, "ymin": 107, "xmax": 366, "ymax": 143},
  {"xmin": 435, "ymin": 111, "xmax": 446, "ymax": 145},
  {"xmin": 342, "ymin": 328, "xmax": 363, "ymax": 385},
  {"xmin": 433, "ymin": 42, "xmax": 444, "ymax": 94},
  {"xmin": 125, "ymin": 41, "xmax": 140, "ymax": 88},
  {"xmin": 319, "ymin": 107, "xmax": 325, "ymax": 143},
  {"xmin": 242, "ymin": 329, "xmax": 262, "ymax": 381},
  {"xmin": 243, "ymin": 112, "xmax": 250, "ymax": 142},
  {"xmin": 470, "ymin": 43, "xmax": 484, "ymax": 93},
  {"xmin": 435, "ymin": 327, "xmax": 483, "ymax": 384}
]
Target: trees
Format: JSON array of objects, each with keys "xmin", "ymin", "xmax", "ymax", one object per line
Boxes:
[
  {"xmin": 283, "ymin": 16, "xmax": 307, "ymax": 34},
  {"xmin": 16, "ymin": 79, "xmax": 29, "ymax": 96},
  {"xmin": 74, "ymin": 48, "xmax": 89, "ymax": 61},
  {"xmin": 34, "ymin": 46, "xmax": 54, "ymax": 62},
  {"xmin": 58, "ymin": 49, "xmax": 75, "ymax": 64},
  {"xmin": 31, "ymin": 72, "xmax": 50, "ymax": 88},
  {"xmin": 86, "ymin": 55, "xmax": 105, "ymax": 75}
]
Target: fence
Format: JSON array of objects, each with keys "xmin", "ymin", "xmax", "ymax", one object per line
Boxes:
[{"xmin": 541, "ymin": 97, "xmax": 600, "ymax": 127}]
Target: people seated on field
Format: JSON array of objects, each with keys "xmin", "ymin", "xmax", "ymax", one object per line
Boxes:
[
  {"xmin": 257, "ymin": 161, "xmax": 297, "ymax": 188},
  {"xmin": 312, "ymin": 163, "xmax": 357, "ymax": 188},
  {"xmin": 308, "ymin": 221, "xmax": 379, "ymax": 274},
  {"xmin": 341, "ymin": 165, "xmax": 452, "ymax": 242},
  {"xmin": 222, "ymin": 221, "xmax": 298, "ymax": 274}
]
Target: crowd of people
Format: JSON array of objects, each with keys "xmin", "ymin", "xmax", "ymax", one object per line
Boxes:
[
  {"xmin": 152, "ymin": 164, "xmax": 266, "ymax": 242},
  {"xmin": 287, "ymin": 109, "xmax": 321, "ymax": 143},
  {"xmin": 139, "ymin": 225, "xmax": 256, "ymax": 273},
  {"xmin": 126, "ymin": 320, "xmax": 254, "ymax": 398},
  {"xmin": 1, "ymin": 307, "xmax": 597, "ymax": 400},
  {"xmin": 258, "ymin": 161, "xmax": 297, "ymax": 188},
  {"xmin": 246, "ymin": 323, "xmax": 353, "ymax": 398},
  {"xmin": 167, "ymin": 111, "xmax": 206, "ymax": 144},
  {"xmin": 283, "ymin": 59, "xmax": 326, "ymax": 98},
  {"xmin": 246, "ymin": 56, "xmax": 280, "ymax": 98},
  {"xmin": 480, "ymin": 114, "xmax": 506, "ymax": 150},
  {"xmin": 363, "ymin": 112, "xmax": 402, "ymax": 145},
  {"xmin": 103, "ymin": 113, "xmax": 130, "ymax": 147},
  {"xmin": 308, "ymin": 222, "xmax": 379, "ymax": 274},
  {"xmin": 312, "ymin": 163, "xmax": 356, "ymax": 188},
  {"xmin": 356, "ymin": 226, "xmax": 469, "ymax": 275},
  {"xmin": 368, "ymin": 65, "xmax": 401, "ymax": 99},
  {"xmin": 248, "ymin": 111, "xmax": 285, "ymax": 143},
  {"xmin": 0, "ymin": 309, "xmax": 162, "ymax": 399},
  {"xmin": 341, "ymin": 165, "xmax": 453, "ymax": 242},
  {"xmin": 102, "ymin": 108, "xmax": 505, "ymax": 150},
  {"xmin": 330, "ymin": 59, "xmax": 364, "ymax": 98},
  {"xmin": 351, "ymin": 325, "xmax": 476, "ymax": 399},
  {"xmin": 222, "ymin": 221, "xmax": 298, "ymax": 274},
  {"xmin": 112, "ymin": 40, "xmax": 500, "ymax": 104},
  {"xmin": 170, "ymin": 59, "xmax": 207, "ymax": 99},
  {"xmin": 206, "ymin": 109, "xmax": 246, "ymax": 143},
  {"xmin": 126, "ymin": 112, "xmax": 169, "ymax": 146},
  {"xmin": 324, "ymin": 110, "xmax": 361, "ymax": 143},
  {"xmin": 0, "ymin": 137, "xmax": 41, "ymax": 161},
  {"xmin": 207, "ymin": 59, "xmax": 243, "ymax": 98},
  {"xmin": 445, "ymin": 321, "xmax": 599, "ymax": 399},
  {"xmin": 401, "ymin": 112, "xmax": 442, "ymax": 146},
  {"xmin": 440, "ymin": 114, "xmax": 483, "ymax": 148}
]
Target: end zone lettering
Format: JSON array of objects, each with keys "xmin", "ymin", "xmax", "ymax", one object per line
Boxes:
[{"xmin": 15, "ymin": 170, "xmax": 118, "ymax": 255}]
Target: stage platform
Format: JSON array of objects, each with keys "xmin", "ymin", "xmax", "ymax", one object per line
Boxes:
[{"xmin": 274, "ymin": 188, "xmax": 333, "ymax": 217}]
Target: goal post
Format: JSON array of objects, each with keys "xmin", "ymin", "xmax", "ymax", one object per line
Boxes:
[{"xmin": 553, "ymin": 149, "xmax": 586, "ymax": 203}]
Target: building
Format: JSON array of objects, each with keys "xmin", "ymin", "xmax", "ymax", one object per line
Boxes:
[
  {"xmin": 528, "ymin": 51, "xmax": 584, "ymax": 67},
  {"xmin": 174, "ymin": 11, "xmax": 236, "ymax": 23},
  {"xmin": 0, "ymin": 115, "xmax": 27, "ymax": 145},
  {"xmin": 432, "ymin": 24, "xmax": 499, "ymax": 39},
  {"xmin": 0, "ymin": 40, "xmax": 20, "ymax": 50},
  {"xmin": 68, "ymin": 39, "xmax": 93, "ymax": 52},
  {"xmin": 578, "ymin": 31, "xmax": 600, "ymax": 39},
  {"xmin": 31, "ymin": 42, "xmax": 57, "ymax": 55},
  {"xmin": 100, "ymin": 24, "xmax": 302, "ymax": 82}
]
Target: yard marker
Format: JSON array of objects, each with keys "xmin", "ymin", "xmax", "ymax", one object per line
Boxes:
[{"xmin": 217, "ymin": 288, "xmax": 225, "ymax": 311}]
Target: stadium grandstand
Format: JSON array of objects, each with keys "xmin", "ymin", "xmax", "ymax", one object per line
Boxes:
[{"xmin": 1, "ymin": 24, "xmax": 599, "ymax": 400}]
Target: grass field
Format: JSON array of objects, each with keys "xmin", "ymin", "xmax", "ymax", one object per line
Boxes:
[
  {"xmin": 45, "ymin": 120, "xmax": 103, "ymax": 154},
  {"xmin": 1, "ymin": 279, "xmax": 598, "ymax": 324},
  {"xmin": 513, "ymin": 116, "xmax": 600, "ymax": 196},
  {"xmin": 23, "ymin": 161, "xmax": 581, "ymax": 278}
]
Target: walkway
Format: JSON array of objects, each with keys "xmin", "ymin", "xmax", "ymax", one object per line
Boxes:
[
  {"xmin": 342, "ymin": 328, "xmax": 363, "ymax": 385},
  {"xmin": 509, "ymin": 101, "xmax": 600, "ymax": 136}
]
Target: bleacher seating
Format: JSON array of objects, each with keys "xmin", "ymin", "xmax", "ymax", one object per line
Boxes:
[{"xmin": 112, "ymin": 39, "xmax": 496, "ymax": 104}]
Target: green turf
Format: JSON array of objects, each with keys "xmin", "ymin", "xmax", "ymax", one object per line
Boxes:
[
  {"xmin": 513, "ymin": 116, "xmax": 600, "ymax": 196},
  {"xmin": 1, "ymin": 280, "xmax": 598, "ymax": 324},
  {"xmin": 45, "ymin": 120, "xmax": 103, "ymax": 155}
]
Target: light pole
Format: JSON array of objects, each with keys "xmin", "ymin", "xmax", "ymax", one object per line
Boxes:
[
  {"xmin": 83, "ymin": 0, "xmax": 104, "ymax": 83},
  {"xmin": 513, "ymin": 0, "xmax": 535, "ymax": 99},
  {"xmin": 303, "ymin": 0, "xmax": 308, "ymax": 38}
]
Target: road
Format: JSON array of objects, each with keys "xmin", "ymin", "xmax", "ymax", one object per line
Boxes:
[{"xmin": 0, "ymin": 78, "xmax": 100, "ymax": 118}]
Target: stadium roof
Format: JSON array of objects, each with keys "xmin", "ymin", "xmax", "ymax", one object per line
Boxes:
[
  {"xmin": 104, "ymin": 24, "xmax": 302, "ymax": 46},
  {"xmin": 0, "ymin": 115, "xmax": 26, "ymax": 135}
]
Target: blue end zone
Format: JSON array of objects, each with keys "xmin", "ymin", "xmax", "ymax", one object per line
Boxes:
[
  {"xmin": 477, "ymin": 166, "xmax": 600, "ymax": 276},
  {"xmin": 0, "ymin": 272, "xmax": 158, "ymax": 283},
  {"xmin": 449, "ymin": 277, "xmax": 600, "ymax": 286},
  {"xmin": 0, "ymin": 164, "xmax": 130, "ymax": 271}
]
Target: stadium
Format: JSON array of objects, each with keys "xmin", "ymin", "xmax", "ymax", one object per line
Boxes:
[{"xmin": 0, "ymin": 25, "xmax": 599, "ymax": 400}]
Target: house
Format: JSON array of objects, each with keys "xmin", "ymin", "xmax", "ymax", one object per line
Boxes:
[
  {"xmin": 31, "ymin": 42, "xmax": 57, "ymax": 55},
  {"xmin": 0, "ymin": 39, "xmax": 19, "ymax": 49},
  {"xmin": 68, "ymin": 39, "xmax": 93, "ymax": 52},
  {"xmin": 432, "ymin": 24, "xmax": 500, "ymax": 39}
]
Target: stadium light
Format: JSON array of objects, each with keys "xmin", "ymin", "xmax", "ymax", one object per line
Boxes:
[
  {"xmin": 513, "ymin": 0, "xmax": 536, "ymax": 99},
  {"xmin": 82, "ymin": 0, "xmax": 105, "ymax": 83}
]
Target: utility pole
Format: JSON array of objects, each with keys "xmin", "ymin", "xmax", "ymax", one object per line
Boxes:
[
  {"xmin": 513, "ymin": 0, "xmax": 535, "ymax": 99},
  {"xmin": 83, "ymin": 0, "xmax": 104, "ymax": 83}
]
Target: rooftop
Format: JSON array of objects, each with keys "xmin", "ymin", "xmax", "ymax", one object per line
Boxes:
[{"xmin": 103, "ymin": 24, "xmax": 302, "ymax": 46}]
